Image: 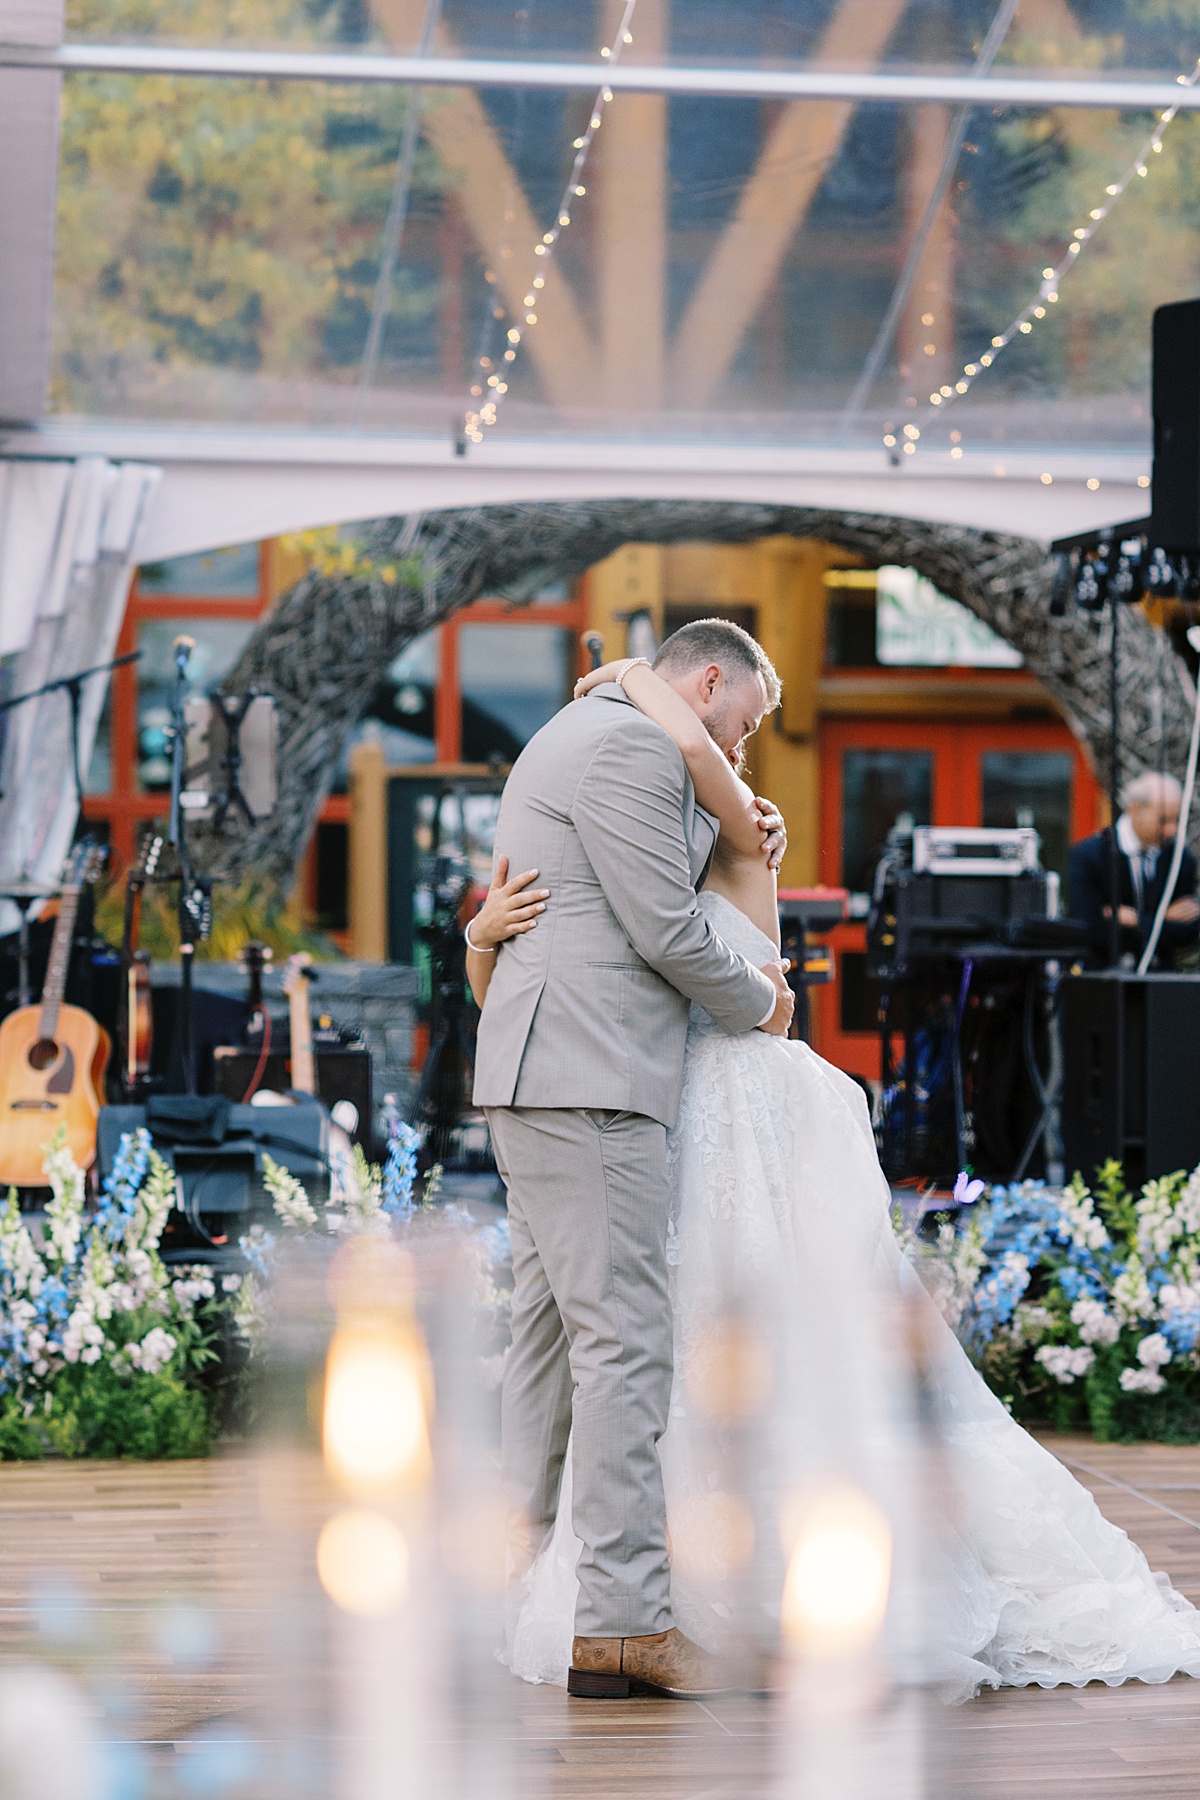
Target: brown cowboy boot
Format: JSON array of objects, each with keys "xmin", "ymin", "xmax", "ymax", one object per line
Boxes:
[{"xmin": 568, "ymin": 1628, "xmax": 739, "ymax": 1699}]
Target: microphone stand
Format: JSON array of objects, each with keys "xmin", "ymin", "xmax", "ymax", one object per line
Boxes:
[
  {"xmin": 1107, "ymin": 595, "xmax": 1122, "ymax": 969},
  {"xmin": 167, "ymin": 637, "xmax": 210, "ymax": 1096},
  {"xmin": 0, "ymin": 650, "xmax": 142, "ymax": 811}
]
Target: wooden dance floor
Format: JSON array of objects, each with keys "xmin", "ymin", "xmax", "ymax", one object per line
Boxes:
[{"xmin": 2, "ymin": 1435, "xmax": 1199, "ymax": 1797}]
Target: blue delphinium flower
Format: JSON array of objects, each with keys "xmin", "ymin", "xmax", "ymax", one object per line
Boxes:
[
  {"xmin": 381, "ymin": 1120, "xmax": 419, "ymax": 1218},
  {"xmin": 479, "ymin": 1216, "xmax": 511, "ymax": 1268},
  {"xmin": 97, "ymin": 1129, "xmax": 153, "ymax": 1243},
  {"xmin": 1160, "ymin": 1302, "xmax": 1200, "ymax": 1356}
]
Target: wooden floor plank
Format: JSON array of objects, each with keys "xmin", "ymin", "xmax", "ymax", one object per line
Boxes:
[{"xmin": 2, "ymin": 1435, "xmax": 1199, "ymax": 1796}]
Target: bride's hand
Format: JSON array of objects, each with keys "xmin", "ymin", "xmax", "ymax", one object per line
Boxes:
[
  {"xmin": 467, "ymin": 856, "xmax": 549, "ymax": 950},
  {"xmin": 754, "ymin": 796, "xmax": 787, "ymax": 871},
  {"xmin": 573, "ymin": 660, "xmax": 629, "ymax": 699}
]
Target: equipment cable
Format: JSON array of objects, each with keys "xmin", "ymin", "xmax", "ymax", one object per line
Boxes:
[{"xmin": 1137, "ymin": 655, "xmax": 1200, "ymax": 974}]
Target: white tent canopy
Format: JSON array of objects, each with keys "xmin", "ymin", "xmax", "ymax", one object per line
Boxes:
[
  {"xmin": 0, "ymin": 426, "xmax": 1146, "ymax": 566},
  {"xmin": 0, "ymin": 456, "xmax": 159, "ymax": 932}
]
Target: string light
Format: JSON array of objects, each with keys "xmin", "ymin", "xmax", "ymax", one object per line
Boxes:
[
  {"xmin": 896, "ymin": 53, "xmax": 1200, "ymax": 458},
  {"xmin": 463, "ymin": 0, "xmax": 639, "ymax": 444}
]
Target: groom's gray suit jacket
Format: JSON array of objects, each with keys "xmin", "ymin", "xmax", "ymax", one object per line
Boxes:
[{"xmin": 473, "ymin": 683, "xmax": 776, "ymax": 1127}]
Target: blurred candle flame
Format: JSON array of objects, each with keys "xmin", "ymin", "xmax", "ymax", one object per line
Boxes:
[
  {"xmin": 317, "ymin": 1509, "xmax": 410, "ymax": 1617},
  {"xmin": 323, "ymin": 1323, "xmax": 431, "ymax": 1495},
  {"xmin": 686, "ymin": 1320, "xmax": 773, "ymax": 1423},
  {"xmin": 781, "ymin": 1484, "xmax": 892, "ymax": 1655}
]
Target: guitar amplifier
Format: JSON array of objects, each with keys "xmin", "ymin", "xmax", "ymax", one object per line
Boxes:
[
  {"xmin": 97, "ymin": 1099, "xmax": 328, "ymax": 1265},
  {"xmin": 211, "ymin": 1046, "xmax": 372, "ymax": 1146}
]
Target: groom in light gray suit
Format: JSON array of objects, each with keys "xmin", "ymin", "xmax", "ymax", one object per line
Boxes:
[{"xmin": 474, "ymin": 619, "xmax": 792, "ymax": 1700}]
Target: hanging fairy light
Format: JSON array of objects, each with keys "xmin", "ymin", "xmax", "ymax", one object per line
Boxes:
[
  {"xmin": 463, "ymin": 0, "xmax": 640, "ymax": 444},
  {"xmin": 892, "ymin": 54, "xmax": 1200, "ymax": 458}
]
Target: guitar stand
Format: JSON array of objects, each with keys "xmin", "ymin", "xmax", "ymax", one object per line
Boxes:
[{"xmin": 175, "ymin": 873, "xmax": 213, "ymax": 1098}]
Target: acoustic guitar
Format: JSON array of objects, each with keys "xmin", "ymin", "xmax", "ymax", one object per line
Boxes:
[
  {"xmin": 0, "ymin": 840, "xmax": 111, "ymax": 1185},
  {"xmin": 116, "ymin": 830, "xmax": 163, "ymax": 1099}
]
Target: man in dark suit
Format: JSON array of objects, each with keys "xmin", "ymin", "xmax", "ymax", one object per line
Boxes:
[{"xmin": 1067, "ymin": 771, "xmax": 1200, "ymax": 967}]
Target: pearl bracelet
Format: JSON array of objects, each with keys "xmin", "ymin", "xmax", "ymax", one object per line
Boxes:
[{"xmin": 615, "ymin": 656, "xmax": 651, "ymax": 691}]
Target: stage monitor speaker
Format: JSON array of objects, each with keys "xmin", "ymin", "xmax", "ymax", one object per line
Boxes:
[
  {"xmin": 211, "ymin": 1046, "xmax": 372, "ymax": 1146},
  {"xmin": 1151, "ymin": 296, "xmax": 1200, "ymax": 549},
  {"xmin": 1061, "ymin": 971, "xmax": 1200, "ymax": 1187}
]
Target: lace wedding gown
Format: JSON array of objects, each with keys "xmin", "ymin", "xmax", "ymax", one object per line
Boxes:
[{"xmin": 503, "ymin": 891, "xmax": 1200, "ymax": 1699}]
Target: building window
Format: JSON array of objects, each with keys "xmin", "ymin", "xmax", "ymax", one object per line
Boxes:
[
  {"xmin": 459, "ymin": 623, "xmax": 574, "ymax": 762},
  {"xmin": 337, "ymin": 630, "xmax": 440, "ymax": 791},
  {"xmin": 825, "ymin": 591, "xmax": 880, "ymax": 668},
  {"xmin": 876, "ymin": 567, "xmax": 1022, "ymax": 668},
  {"xmin": 824, "ymin": 567, "xmax": 1022, "ymax": 669},
  {"xmin": 314, "ymin": 820, "xmax": 350, "ymax": 931},
  {"xmin": 982, "ymin": 750, "xmax": 1074, "ymax": 881},
  {"xmin": 137, "ymin": 543, "xmax": 261, "ymax": 599},
  {"xmin": 841, "ymin": 748, "xmax": 933, "ymax": 895},
  {"xmin": 80, "ymin": 540, "xmax": 277, "ymax": 881}
]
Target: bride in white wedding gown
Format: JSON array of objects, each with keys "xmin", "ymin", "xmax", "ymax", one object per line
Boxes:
[{"xmin": 466, "ymin": 657, "xmax": 1200, "ymax": 1701}]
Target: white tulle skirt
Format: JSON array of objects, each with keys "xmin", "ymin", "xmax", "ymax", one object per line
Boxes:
[{"xmin": 503, "ymin": 1000, "xmax": 1200, "ymax": 1699}]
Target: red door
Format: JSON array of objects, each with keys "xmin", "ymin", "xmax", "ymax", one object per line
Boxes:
[{"xmin": 811, "ymin": 718, "xmax": 1101, "ymax": 1081}]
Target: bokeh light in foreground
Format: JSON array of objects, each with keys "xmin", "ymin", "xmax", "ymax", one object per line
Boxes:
[
  {"xmin": 781, "ymin": 1484, "xmax": 893, "ymax": 1655},
  {"xmin": 316, "ymin": 1509, "xmax": 411, "ymax": 1618},
  {"xmin": 323, "ymin": 1324, "xmax": 430, "ymax": 1495}
]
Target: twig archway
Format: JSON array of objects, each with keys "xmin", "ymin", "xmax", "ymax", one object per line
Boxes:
[{"xmin": 205, "ymin": 500, "xmax": 1195, "ymax": 884}]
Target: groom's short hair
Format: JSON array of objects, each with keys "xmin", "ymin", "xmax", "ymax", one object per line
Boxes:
[{"xmin": 653, "ymin": 618, "xmax": 781, "ymax": 711}]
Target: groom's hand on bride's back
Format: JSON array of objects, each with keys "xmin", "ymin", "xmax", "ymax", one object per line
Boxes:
[{"xmin": 757, "ymin": 960, "xmax": 794, "ymax": 1036}]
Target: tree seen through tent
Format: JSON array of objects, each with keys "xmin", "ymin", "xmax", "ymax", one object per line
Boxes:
[{"xmin": 55, "ymin": 0, "xmax": 447, "ymax": 413}]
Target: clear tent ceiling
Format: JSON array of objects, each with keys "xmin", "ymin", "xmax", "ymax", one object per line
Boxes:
[{"xmin": 42, "ymin": 0, "xmax": 1200, "ymax": 463}]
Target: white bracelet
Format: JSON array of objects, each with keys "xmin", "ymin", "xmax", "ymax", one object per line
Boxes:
[
  {"xmin": 464, "ymin": 916, "xmax": 496, "ymax": 954},
  {"xmin": 615, "ymin": 656, "xmax": 651, "ymax": 691}
]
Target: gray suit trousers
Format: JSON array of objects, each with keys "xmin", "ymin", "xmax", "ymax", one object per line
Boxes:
[{"xmin": 487, "ymin": 1105, "xmax": 674, "ymax": 1639}]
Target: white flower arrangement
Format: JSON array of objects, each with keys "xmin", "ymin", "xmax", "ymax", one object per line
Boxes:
[
  {"xmin": 906, "ymin": 1160, "xmax": 1200, "ymax": 1440},
  {"xmin": 1071, "ymin": 1296, "xmax": 1120, "ymax": 1346},
  {"xmin": 1035, "ymin": 1343, "xmax": 1096, "ymax": 1384},
  {"xmin": 1120, "ymin": 1366, "xmax": 1167, "ymax": 1395},
  {"xmin": 1057, "ymin": 1181, "xmax": 1111, "ymax": 1255},
  {"xmin": 1113, "ymin": 1254, "xmax": 1154, "ymax": 1327},
  {"xmin": 0, "ymin": 1127, "xmax": 221, "ymax": 1457},
  {"xmin": 0, "ymin": 1113, "xmax": 516, "ymax": 1459}
]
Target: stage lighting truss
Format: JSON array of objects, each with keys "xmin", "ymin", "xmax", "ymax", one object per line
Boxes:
[{"xmin": 1046, "ymin": 523, "xmax": 1200, "ymax": 615}]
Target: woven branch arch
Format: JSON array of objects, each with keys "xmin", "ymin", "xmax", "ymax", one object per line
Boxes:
[{"xmin": 203, "ymin": 500, "xmax": 1196, "ymax": 885}]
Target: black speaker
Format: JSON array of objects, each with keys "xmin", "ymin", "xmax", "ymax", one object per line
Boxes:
[
  {"xmin": 1061, "ymin": 972, "xmax": 1200, "ymax": 1187},
  {"xmin": 97, "ymin": 1099, "xmax": 329, "ymax": 1265},
  {"xmin": 1151, "ymin": 296, "xmax": 1200, "ymax": 549}
]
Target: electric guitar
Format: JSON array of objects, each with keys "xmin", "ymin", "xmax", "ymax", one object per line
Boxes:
[
  {"xmin": 281, "ymin": 952, "xmax": 357, "ymax": 1203},
  {"xmin": 116, "ymin": 831, "xmax": 163, "ymax": 1099},
  {"xmin": 282, "ymin": 952, "xmax": 317, "ymax": 1098},
  {"xmin": 0, "ymin": 840, "xmax": 111, "ymax": 1185}
]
